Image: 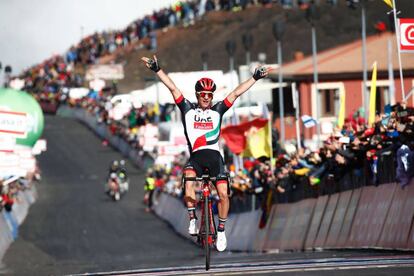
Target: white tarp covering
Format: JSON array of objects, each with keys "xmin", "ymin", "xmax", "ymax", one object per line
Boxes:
[
  {"xmin": 69, "ymin": 88, "xmax": 90, "ymax": 99},
  {"xmin": 85, "ymin": 64, "xmax": 124, "ymax": 80}
]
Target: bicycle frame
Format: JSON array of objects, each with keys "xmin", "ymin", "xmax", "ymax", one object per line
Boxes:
[
  {"xmin": 199, "ymin": 176, "xmax": 217, "ymax": 246},
  {"xmin": 183, "ymin": 174, "xmax": 217, "ymax": 270}
]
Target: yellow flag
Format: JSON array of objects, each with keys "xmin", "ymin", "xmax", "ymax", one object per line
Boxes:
[
  {"xmin": 337, "ymin": 86, "xmax": 346, "ymax": 128},
  {"xmin": 383, "ymin": 0, "xmax": 393, "ymax": 8},
  {"xmin": 153, "ymin": 102, "xmax": 160, "ymax": 115},
  {"xmin": 368, "ymin": 62, "xmax": 378, "ymax": 126},
  {"xmin": 242, "ymin": 123, "xmax": 272, "ymax": 159}
]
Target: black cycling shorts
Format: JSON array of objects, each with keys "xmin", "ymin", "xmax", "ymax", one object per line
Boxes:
[{"xmin": 184, "ymin": 149, "xmax": 226, "ymax": 178}]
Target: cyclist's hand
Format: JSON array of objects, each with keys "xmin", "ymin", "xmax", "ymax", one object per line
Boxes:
[
  {"xmin": 253, "ymin": 66, "xmax": 269, "ymax": 80},
  {"xmin": 141, "ymin": 55, "xmax": 161, "ymax": 72}
]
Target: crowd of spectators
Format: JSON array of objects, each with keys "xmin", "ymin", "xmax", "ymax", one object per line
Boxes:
[{"xmin": 266, "ymin": 102, "xmax": 414, "ymax": 205}]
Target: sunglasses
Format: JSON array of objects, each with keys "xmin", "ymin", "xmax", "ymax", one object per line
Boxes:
[{"xmin": 196, "ymin": 92, "xmax": 213, "ymax": 99}]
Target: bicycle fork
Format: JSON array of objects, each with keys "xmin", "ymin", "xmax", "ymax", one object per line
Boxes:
[{"xmin": 200, "ymin": 186, "xmax": 216, "ymax": 246}]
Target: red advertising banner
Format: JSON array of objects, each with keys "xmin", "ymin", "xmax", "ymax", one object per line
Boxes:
[
  {"xmin": 399, "ymin": 18, "xmax": 414, "ymax": 52},
  {"xmin": 304, "ymin": 195, "xmax": 329, "ymax": 250},
  {"xmin": 325, "ymin": 190, "xmax": 353, "ymax": 248}
]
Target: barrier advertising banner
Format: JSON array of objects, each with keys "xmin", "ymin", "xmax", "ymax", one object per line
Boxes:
[
  {"xmin": 304, "ymin": 195, "xmax": 329, "ymax": 250},
  {"xmin": 228, "ymin": 211, "xmax": 261, "ymax": 251},
  {"xmin": 325, "ymin": 190, "xmax": 353, "ymax": 248},
  {"xmin": 378, "ymin": 183, "xmax": 408, "ymax": 249},
  {"xmin": 280, "ymin": 198, "xmax": 315, "ymax": 251},
  {"xmin": 362, "ymin": 184, "xmax": 396, "ymax": 247},
  {"xmin": 336, "ymin": 188, "xmax": 361, "ymax": 248},
  {"xmin": 262, "ymin": 204, "xmax": 291, "ymax": 251},
  {"xmin": 348, "ymin": 185, "xmax": 395, "ymax": 248},
  {"xmin": 348, "ymin": 186, "xmax": 376, "ymax": 247},
  {"xmin": 314, "ymin": 193, "xmax": 340, "ymax": 248},
  {"xmin": 403, "ymin": 182, "xmax": 414, "ymax": 249}
]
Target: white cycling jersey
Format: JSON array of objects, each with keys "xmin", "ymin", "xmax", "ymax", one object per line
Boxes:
[{"xmin": 175, "ymin": 94, "xmax": 233, "ymax": 154}]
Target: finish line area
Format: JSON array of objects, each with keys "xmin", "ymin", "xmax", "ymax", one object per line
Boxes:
[{"xmin": 74, "ymin": 253, "xmax": 414, "ymax": 276}]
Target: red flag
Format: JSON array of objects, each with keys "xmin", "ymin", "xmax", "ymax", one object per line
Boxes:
[{"xmin": 221, "ymin": 118, "xmax": 268, "ymax": 155}]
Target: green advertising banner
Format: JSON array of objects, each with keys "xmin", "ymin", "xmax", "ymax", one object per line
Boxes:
[{"xmin": 0, "ymin": 88, "xmax": 44, "ymax": 147}]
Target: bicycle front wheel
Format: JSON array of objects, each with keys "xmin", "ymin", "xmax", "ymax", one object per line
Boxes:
[{"xmin": 204, "ymin": 196, "xmax": 210, "ymax": 271}]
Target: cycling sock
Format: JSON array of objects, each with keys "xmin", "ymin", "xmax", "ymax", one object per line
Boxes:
[
  {"xmin": 188, "ymin": 207, "xmax": 196, "ymax": 220},
  {"xmin": 217, "ymin": 217, "xmax": 227, "ymax": 232}
]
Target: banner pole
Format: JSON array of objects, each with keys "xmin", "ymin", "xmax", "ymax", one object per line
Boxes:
[{"xmin": 392, "ymin": 0, "xmax": 405, "ymax": 99}]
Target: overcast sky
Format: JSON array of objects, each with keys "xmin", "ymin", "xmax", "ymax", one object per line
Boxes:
[{"xmin": 0, "ymin": 0, "xmax": 175, "ymax": 75}]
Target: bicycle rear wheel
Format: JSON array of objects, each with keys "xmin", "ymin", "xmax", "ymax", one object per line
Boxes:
[{"xmin": 204, "ymin": 196, "xmax": 210, "ymax": 270}]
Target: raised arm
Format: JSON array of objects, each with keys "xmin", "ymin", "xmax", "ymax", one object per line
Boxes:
[
  {"xmin": 141, "ymin": 55, "xmax": 183, "ymax": 101},
  {"xmin": 225, "ymin": 66, "xmax": 271, "ymax": 104}
]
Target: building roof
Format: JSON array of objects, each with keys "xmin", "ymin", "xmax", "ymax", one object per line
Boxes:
[{"xmin": 277, "ymin": 32, "xmax": 414, "ymax": 81}]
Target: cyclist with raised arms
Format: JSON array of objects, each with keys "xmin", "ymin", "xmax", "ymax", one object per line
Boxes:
[{"xmin": 141, "ymin": 55, "xmax": 270, "ymax": 252}]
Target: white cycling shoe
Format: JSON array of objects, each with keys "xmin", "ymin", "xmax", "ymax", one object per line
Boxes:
[
  {"xmin": 216, "ymin": 231, "xmax": 227, "ymax": 252},
  {"xmin": 188, "ymin": 219, "xmax": 199, "ymax": 236}
]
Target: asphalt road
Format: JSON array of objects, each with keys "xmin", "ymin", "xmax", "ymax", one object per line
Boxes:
[{"xmin": 2, "ymin": 115, "xmax": 414, "ymax": 276}]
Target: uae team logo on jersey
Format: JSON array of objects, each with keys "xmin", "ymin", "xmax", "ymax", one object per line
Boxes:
[
  {"xmin": 193, "ymin": 124, "xmax": 221, "ymax": 150},
  {"xmin": 193, "ymin": 114, "xmax": 213, "ymax": 130}
]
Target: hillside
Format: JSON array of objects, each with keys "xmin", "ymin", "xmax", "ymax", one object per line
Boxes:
[{"xmin": 107, "ymin": 1, "xmax": 414, "ymax": 93}]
